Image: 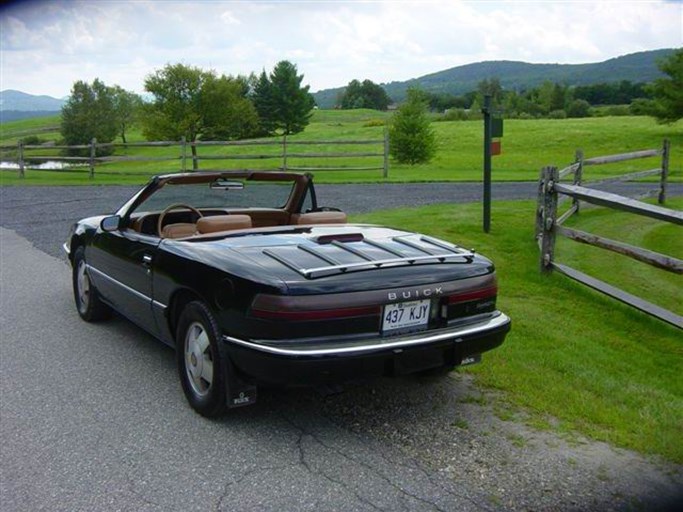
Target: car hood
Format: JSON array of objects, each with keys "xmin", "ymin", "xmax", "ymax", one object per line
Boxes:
[{"xmin": 162, "ymin": 224, "xmax": 494, "ymax": 294}]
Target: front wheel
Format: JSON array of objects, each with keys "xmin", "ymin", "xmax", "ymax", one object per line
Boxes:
[
  {"xmin": 176, "ymin": 301, "xmax": 227, "ymax": 417},
  {"xmin": 72, "ymin": 246, "xmax": 111, "ymax": 322}
]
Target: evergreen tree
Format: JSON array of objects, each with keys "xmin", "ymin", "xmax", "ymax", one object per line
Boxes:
[
  {"xmin": 389, "ymin": 88, "xmax": 436, "ymax": 165},
  {"xmin": 252, "ymin": 71, "xmax": 277, "ymax": 135},
  {"xmin": 647, "ymin": 49, "xmax": 683, "ymax": 124},
  {"xmin": 268, "ymin": 60, "xmax": 315, "ymax": 135}
]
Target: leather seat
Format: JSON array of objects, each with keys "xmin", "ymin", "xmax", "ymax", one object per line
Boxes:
[
  {"xmin": 196, "ymin": 215, "xmax": 253, "ymax": 234},
  {"xmin": 290, "ymin": 212, "xmax": 347, "ymax": 225},
  {"xmin": 161, "ymin": 223, "xmax": 197, "ymax": 239}
]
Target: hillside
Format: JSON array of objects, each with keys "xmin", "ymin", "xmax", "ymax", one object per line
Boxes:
[
  {"xmin": 0, "ymin": 90, "xmax": 64, "ymax": 122},
  {"xmin": 313, "ymin": 48, "xmax": 676, "ymax": 108},
  {"xmin": 0, "ymin": 89, "xmax": 64, "ymax": 111}
]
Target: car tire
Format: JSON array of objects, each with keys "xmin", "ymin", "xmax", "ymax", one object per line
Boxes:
[
  {"xmin": 176, "ymin": 301, "xmax": 227, "ymax": 417},
  {"xmin": 72, "ymin": 246, "xmax": 111, "ymax": 322}
]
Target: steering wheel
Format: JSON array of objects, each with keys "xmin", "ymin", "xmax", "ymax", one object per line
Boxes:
[{"xmin": 157, "ymin": 203, "xmax": 203, "ymax": 237}]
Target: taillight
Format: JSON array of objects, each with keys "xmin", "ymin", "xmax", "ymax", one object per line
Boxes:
[
  {"xmin": 250, "ymin": 294, "xmax": 380, "ymax": 321},
  {"xmin": 447, "ymin": 286, "xmax": 497, "ymax": 304}
]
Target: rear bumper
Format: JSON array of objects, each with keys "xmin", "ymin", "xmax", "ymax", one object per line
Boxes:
[{"xmin": 223, "ymin": 312, "xmax": 510, "ymax": 386}]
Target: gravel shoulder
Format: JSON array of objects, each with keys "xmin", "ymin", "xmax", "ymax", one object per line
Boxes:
[{"xmin": 1, "ymin": 183, "xmax": 682, "ymax": 511}]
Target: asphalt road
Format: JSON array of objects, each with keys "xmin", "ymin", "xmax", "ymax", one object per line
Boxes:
[
  {"xmin": 1, "ymin": 181, "xmax": 681, "ymax": 260},
  {"xmin": 1, "ymin": 183, "xmax": 682, "ymax": 511}
]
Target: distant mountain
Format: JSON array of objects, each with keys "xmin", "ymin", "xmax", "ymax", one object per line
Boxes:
[
  {"xmin": 0, "ymin": 90, "xmax": 64, "ymax": 114},
  {"xmin": 313, "ymin": 49, "xmax": 676, "ymax": 109}
]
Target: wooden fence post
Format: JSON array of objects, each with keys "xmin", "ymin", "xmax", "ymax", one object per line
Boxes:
[
  {"xmin": 89, "ymin": 138, "xmax": 97, "ymax": 179},
  {"xmin": 383, "ymin": 127, "xmax": 389, "ymax": 178},
  {"xmin": 181, "ymin": 136, "xmax": 187, "ymax": 172},
  {"xmin": 540, "ymin": 166, "xmax": 558, "ymax": 273},
  {"xmin": 282, "ymin": 134, "xmax": 288, "ymax": 171},
  {"xmin": 659, "ymin": 139, "xmax": 669, "ymax": 205},
  {"xmin": 18, "ymin": 141, "xmax": 25, "ymax": 179},
  {"xmin": 535, "ymin": 166, "xmax": 545, "ymax": 239},
  {"xmin": 573, "ymin": 149, "xmax": 583, "ymax": 213}
]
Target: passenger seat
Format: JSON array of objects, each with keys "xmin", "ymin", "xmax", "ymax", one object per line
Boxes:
[{"xmin": 196, "ymin": 215, "xmax": 253, "ymax": 234}]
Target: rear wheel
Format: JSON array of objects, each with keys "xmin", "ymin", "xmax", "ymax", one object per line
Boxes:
[
  {"xmin": 72, "ymin": 246, "xmax": 111, "ymax": 322},
  {"xmin": 176, "ymin": 301, "xmax": 227, "ymax": 417}
]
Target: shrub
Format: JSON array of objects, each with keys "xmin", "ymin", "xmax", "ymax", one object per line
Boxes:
[
  {"xmin": 19, "ymin": 135, "xmax": 46, "ymax": 146},
  {"xmin": 437, "ymin": 108, "xmax": 470, "ymax": 121},
  {"xmin": 363, "ymin": 118, "xmax": 386, "ymax": 127},
  {"xmin": 566, "ymin": 99, "xmax": 592, "ymax": 118},
  {"xmin": 389, "ymin": 88, "xmax": 436, "ymax": 165}
]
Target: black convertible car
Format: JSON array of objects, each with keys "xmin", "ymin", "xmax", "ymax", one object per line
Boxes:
[{"xmin": 65, "ymin": 171, "xmax": 510, "ymax": 416}]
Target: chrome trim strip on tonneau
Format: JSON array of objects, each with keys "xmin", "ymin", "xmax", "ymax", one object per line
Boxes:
[
  {"xmin": 86, "ymin": 264, "xmax": 167, "ymax": 310},
  {"xmin": 262, "ymin": 235, "xmax": 475, "ymax": 279},
  {"xmin": 223, "ymin": 313, "xmax": 510, "ymax": 357}
]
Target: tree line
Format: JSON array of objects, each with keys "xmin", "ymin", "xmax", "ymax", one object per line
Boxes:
[
  {"xmin": 335, "ymin": 49, "xmax": 682, "ymax": 124},
  {"xmin": 55, "ymin": 49, "xmax": 680, "ymax": 170},
  {"xmin": 60, "ymin": 60, "xmax": 314, "ymax": 166}
]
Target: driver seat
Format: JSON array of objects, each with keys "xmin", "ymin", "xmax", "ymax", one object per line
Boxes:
[{"xmin": 161, "ymin": 223, "xmax": 197, "ymax": 239}]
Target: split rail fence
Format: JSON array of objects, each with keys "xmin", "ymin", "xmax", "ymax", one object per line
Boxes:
[
  {"xmin": 536, "ymin": 139, "xmax": 682, "ymax": 329},
  {"xmin": 0, "ymin": 133, "xmax": 390, "ymax": 178}
]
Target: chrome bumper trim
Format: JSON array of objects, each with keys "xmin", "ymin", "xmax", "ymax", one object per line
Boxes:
[{"xmin": 223, "ymin": 313, "xmax": 510, "ymax": 357}]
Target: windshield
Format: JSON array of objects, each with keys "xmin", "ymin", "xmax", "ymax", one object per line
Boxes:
[{"xmin": 132, "ymin": 180, "xmax": 296, "ymax": 214}]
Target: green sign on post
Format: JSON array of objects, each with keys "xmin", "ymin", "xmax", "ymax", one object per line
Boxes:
[
  {"xmin": 492, "ymin": 117, "xmax": 504, "ymax": 138},
  {"xmin": 482, "ymin": 97, "xmax": 504, "ymax": 233}
]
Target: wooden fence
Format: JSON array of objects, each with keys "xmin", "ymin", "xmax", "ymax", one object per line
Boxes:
[
  {"xmin": 536, "ymin": 140, "xmax": 682, "ymax": 329},
  {"xmin": 0, "ymin": 132, "xmax": 390, "ymax": 178}
]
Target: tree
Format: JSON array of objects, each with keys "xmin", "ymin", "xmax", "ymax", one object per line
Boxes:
[
  {"xmin": 110, "ymin": 86, "xmax": 142, "ymax": 143},
  {"xmin": 199, "ymin": 75, "xmax": 259, "ymax": 141},
  {"xmin": 477, "ymin": 78, "xmax": 503, "ymax": 107},
  {"xmin": 566, "ymin": 99, "xmax": 591, "ymax": 118},
  {"xmin": 389, "ymin": 88, "xmax": 436, "ymax": 165},
  {"xmin": 252, "ymin": 70, "xmax": 278, "ymax": 135},
  {"xmin": 60, "ymin": 79, "xmax": 117, "ymax": 155},
  {"xmin": 143, "ymin": 63, "xmax": 259, "ymax": 169},
  {"xmin": 339, "ymin": 79, "xmax": 391, "ymax": 110},
  {"xmin": 253, "ymin": 61, "xmax": 315, "ymax": 135},
  {"xmin": 647, "ymin": 49, "xmax": 683, "ymax": 124}
]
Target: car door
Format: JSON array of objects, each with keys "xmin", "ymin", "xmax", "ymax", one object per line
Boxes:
[{"xmin": 88, "ymin": 227, "xmax": 161, "ymax": 336}]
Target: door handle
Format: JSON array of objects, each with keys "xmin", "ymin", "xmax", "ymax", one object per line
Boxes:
[{"xmin": 142, "ymin": 254, "xmax": 153, "ymax": 267}]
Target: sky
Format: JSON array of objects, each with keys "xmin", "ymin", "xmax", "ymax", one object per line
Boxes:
[{"xmin": 0, "ymin": 0, "xmax": 681, "ymax": 98}]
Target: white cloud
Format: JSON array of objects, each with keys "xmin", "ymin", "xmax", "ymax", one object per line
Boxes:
[{"xmin": 0, "ymin": 0, "xmax": 680, "ymax": 98}]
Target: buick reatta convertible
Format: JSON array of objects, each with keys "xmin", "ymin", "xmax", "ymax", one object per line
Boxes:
[{"xmin": 65, "ymin": 171, "xmax": 510, "ymax": 416}]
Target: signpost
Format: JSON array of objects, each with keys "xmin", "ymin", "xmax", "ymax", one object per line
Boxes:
[{"xmin": 481, "ymin": 95, "xmax": 503, "ymax": 233}]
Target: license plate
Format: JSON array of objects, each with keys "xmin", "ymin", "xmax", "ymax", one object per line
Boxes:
[{"xmin": 382, "ymin": 300, "xmax": 430, "ymax": 333}]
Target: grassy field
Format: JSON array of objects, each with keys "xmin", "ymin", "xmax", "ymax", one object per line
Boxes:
[
  {"xmin": 353, "ymin": 198, "xmax": 683, "ymax": 464},
  {"xmin": 1, "ymin": 111, "xmax": 681, "ymax": 185}
]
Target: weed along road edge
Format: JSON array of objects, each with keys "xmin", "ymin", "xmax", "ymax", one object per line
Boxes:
[{"xmin": 1, "ymin": 183, "xmax": 682, "ymax": 511}]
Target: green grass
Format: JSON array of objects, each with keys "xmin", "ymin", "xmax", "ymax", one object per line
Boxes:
[
  {"xmin": 1, "ymin": 111, "xmax": 680, "ymax": 185},
  {"xmin": 351, "ymin": 198, "xmax": 683, "ymax": 463}
]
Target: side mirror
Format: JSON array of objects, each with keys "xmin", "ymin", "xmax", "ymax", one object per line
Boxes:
[{"xmin": 100, "ymin": 215, "xmax": 121, "ymax": 232}]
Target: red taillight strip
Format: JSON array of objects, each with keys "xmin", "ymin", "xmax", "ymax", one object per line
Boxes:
[
  {"xmin": 447, "ymin": 286, "xmax": 497, "ymax": 304},
  {"xmin": 251, "ymin": 305, "xmax": 380, "ymax": 321}
]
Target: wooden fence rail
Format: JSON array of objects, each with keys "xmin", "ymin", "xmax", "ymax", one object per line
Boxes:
[
  {"xmin": 0, "ymin": 132, "xmax": 391, "ymax": 178},
  {"xmin": 536, "ymin": 140, "xmax": 682, "ymax": 329}
]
